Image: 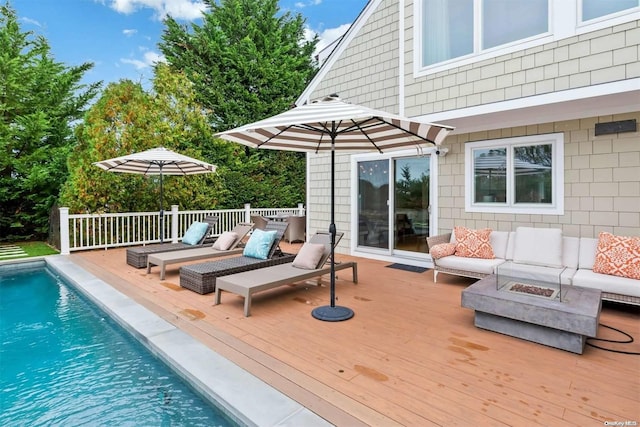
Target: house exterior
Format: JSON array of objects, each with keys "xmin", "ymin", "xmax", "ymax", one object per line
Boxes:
[{"xmin": 297, "ymin": 0, "xmax": 640, "ymax": 268}]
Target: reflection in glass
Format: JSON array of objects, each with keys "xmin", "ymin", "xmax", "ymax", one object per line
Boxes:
[
  {"xmin": 422, "ymin": 0, "xmax": 473, "ymax": 66},
  {"xmin": 582, "ymin": 0, "xmax": 638, "ymax": 21},
  {"xmin": 514, "ymin": 144, "xmax": 552, "ymax": 204},
  {"xmin": 473, "ymin": 148, "xmax": 507, "ymax": 203},
  {"xmin": 358, "ymin": 160, "xmax": 389, "ymax": 249},
  {"xmin": 483, "ymin": 0, "xmax": 548, "ymax": 49},
  {"xmin": 394, "ymin": 157, "xmax": 430, "ymax": 253}
]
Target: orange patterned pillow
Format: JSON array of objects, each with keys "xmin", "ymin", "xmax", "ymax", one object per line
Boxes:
[
  {"xmin": 592, "ymin": 232, "xmax": 640, "ymax": 280},
  {"xmin": 430, "ymin": 243, "xmax": 456, "ymax": 259},
  {"xmin": 454, "ymin": 226, "xmax": 495, "ymax": 259}
]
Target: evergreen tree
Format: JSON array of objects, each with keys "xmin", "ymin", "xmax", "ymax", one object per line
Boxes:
[
  {"xmin": 158, "ymin": 0, "xmax": 316, "ymax": 207},
  {"xmin": 0, "ymin": 3, "xmax": 100, "ymax": 240}
]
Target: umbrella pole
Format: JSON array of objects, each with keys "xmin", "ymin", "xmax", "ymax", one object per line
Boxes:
[
  {"xmin": 312, "ymin": 130, "xmax": 354, "ymax": 322},
  {"xmin": 159, "ymin": 165, "xmax": 164, "ymax": 243}
]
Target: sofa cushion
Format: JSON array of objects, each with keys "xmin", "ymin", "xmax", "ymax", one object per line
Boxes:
[
  {"xmin": 578, "ymin": 238, "xmax": 598, "ymax": 269},
  {"xmin": 592, "ymin": 232, "xmax": 640, "ymax": 280},
  {"xmin": 562, "ymin": 236, "xmax": 580, "ymax": 269},
  {"xmin": 489, "ymin": 231, "xmax": 509, "ymax": 260},
  {"xmin": 573, "ymin": 269, "xmax": 640, "ymax": 298},
  {"xmin": 513, "ymin": 227, "xmax": 563, "ymax": 268},
  {"xmin": 430, "ymin": 243, "xmax": 456, "ymax": 259},
  {"xmin": 436, "ymin": 255, "xmax": 504, "ymax": 275},
  {"xmin": 454, "ymin": 226, "xmax": 495, "ymax": 259}
]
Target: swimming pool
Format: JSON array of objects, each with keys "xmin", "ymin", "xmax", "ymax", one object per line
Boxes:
[{"xmin": 0, "ymin": 264, "xmax": 235, "ymax": 426}]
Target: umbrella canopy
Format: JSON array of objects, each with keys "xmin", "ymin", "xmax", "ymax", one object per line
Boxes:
[
  {"xmin": 94, "ymin": 147, "xmax": 217, "ymax": 242},
  {"xmin": 474, "ymin": 152, "xmax": 551, "ymax": 176},
  {"xmin": 216, "ymin": 95, "xmax": 454, "ymax": 321}
]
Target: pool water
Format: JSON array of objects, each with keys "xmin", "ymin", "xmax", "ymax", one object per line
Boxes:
[{"xmin": 0, "ymin": 267, "xmax": 234, "ymax": 426}]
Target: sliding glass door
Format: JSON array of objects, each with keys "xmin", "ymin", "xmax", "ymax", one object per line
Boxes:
[{"xmin": 356, "ymin": 154, "xmax": 431, "ymax": 255}]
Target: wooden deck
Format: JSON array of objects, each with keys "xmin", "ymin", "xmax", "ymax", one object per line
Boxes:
[{"xmin": 72, "ymin": 244, "xmax": 640, "ymax": 426}]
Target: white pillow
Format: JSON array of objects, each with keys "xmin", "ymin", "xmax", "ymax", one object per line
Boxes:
[
  {"xmin": 212, "ymin": 231, "xmax": 238, "ymax": 251},
  {"xmin": 292, "ymin": 243, "xmax": 326, "ymax": 270},
  {"xmin": 513, "ymin": 227, "xmax": 564, "ymax": 268}
]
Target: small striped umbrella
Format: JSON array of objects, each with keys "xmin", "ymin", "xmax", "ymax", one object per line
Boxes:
[
  {"xmin": 94, "ymin": 147, "xmax": 216, "ymax": 242},
  {"xmin": 216, "ymin": 95, "xmax": 454, "ymax": 321}
]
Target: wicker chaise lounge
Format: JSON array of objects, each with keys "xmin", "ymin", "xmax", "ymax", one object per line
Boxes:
[
  {"xmin": 126, "ymin": 216, "xmax": 219, "ymax": 268},
  {"xmin": 146, "ymin": 222, "xmax": 254, "ymax": 280},
  {"xmin": 179, "ymin": 220, "xmax": 294, "ymax": 294}
]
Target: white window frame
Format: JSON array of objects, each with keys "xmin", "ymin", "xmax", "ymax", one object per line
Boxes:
[
  {"xmin": 414, "ymin": 0, "xmax": 640, "ymax": 77},
  {"xmin": 464, "ymin": 133, "xmax": 564, "ymax": 215}
]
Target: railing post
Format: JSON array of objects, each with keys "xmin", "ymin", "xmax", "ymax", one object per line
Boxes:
[
  {"xmin": 298, "ymin": 203, "xmax": 305, "ymax": 216},
  {"xmin": 171, "ymin": 205, "xmax": 179, "ymax": 243},
  {"xmin": 244, "ymin": 203, "xmax": 251, "ymax": 223},
  {"xmin": 60, "ymin": 207, "xmax": 70, "ymax": 255}
]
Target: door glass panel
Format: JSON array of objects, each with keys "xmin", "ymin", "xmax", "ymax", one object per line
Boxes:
[
  {"xmin": 394, "ymin": 157, "xmax": 430, "ymax": 253},
  {"xmin": 357, "ymin": 160, "xmax": 389, "ymax": 249}
]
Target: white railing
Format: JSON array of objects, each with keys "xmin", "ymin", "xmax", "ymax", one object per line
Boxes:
[{"xmin": 59, "ymin": 203, "xmax": 305, "ymax": 254}]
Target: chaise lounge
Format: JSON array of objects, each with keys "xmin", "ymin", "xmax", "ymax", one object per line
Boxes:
[
  {"xmin": 146, "ymin": 222, "xmax": 254, "ymax": 279},
  {"xmin": 126, "ymin": 216, "xmax": 218, "ymax": 268},
  {"xmin": 214, "ymin": 232, "xmax": 358, "ymax": 317},
  {"xmin": 179, "ymin": 220, "xmax": 295, "ymax": 294}
]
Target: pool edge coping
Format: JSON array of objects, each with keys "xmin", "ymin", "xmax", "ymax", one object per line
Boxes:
[{"xmin": 37, "ymin": 254, "xmax": 332, "ymax": 427}]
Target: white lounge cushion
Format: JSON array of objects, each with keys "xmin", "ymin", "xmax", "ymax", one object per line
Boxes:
[
  {"xmin": 436, "ymin": 255, "xmax": 504, "ymax": 275},
  {"xmin": 513, "ymin": 227, "xmax": 564, "ymax": 268},
  {"xmin": 572, "ymin": 269, "xmax": 640, "ymax": 298}
]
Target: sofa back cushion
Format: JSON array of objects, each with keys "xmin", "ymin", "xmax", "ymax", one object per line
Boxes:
[
  {"xmin": 512, "ymin": 227, "xmax": 564, "ymax": 268},
  {"xmin": 490, "ymin": 231, "xmax": 510, "ymax": 260},
  {"xmin": 562, "ymin": 236, "xmax": 580, "ymax": 269},
  {"xmin": 578, "ymin": 237, "xmax": 598, "ymax": 269}
]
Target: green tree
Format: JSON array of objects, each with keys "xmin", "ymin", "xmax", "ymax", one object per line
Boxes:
[
  {"xmin": 59, "ymin": 65, "xmax": 232, "ymax": 213},
  {"xmin": 0, "ymin": 3, "xmax": 100, "ymax": 240},
  {"xmin": 158, "ymin": 0, "xmax": 316, "ymax": 207}
]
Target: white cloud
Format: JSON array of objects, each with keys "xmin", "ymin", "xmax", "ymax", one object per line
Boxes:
[
  {"xmin": 306, "ymin": 23, "xmax": 351, "ymax": 59},
  {"xmin": 123, "ymin": 29, "xmax": 138, "ymax": 36},
  {"xmin": 294, "ymin": 0, "xmax": 322, "ymax": 9},
  {"xmin": 108, "ymin": 0, "xmax": 207, "ymax": 20},
  {"xmin": 20, "ymin": 17, "xmax": 42, "ymax": 27},
  {"xmin": 121, "ymin": 50, "xmax": 166, "ymax": 70}
]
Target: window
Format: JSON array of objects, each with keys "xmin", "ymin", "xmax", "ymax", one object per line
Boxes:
[
  {"xmin": 465, "ymin": 134, "xmax": 564, "ymax": 215},
  {"xmin": 581, "ymin": 0, "xmax": 639, "ymax": 22},
  {"xmin": 421, "ymin": 0, "xmax": 549, "ymax": 67}
]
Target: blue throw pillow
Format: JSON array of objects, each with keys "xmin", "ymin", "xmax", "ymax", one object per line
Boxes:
[
  {"xmin": 243, "ymin": 229, "xmax": 277, "ymax": 259},
  {"xmin": 181, "ymin": 222, "xmax": 209, "ymax": 245}
]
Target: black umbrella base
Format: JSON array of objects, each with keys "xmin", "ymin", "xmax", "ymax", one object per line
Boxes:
[{"xmin": 312, "ymin": 305, "xmax": 354, "ymax": 322}]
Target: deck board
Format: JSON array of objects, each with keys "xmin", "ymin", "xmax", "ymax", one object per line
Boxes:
[{"xmin": 71, "ymin": 245, "xmax": 640, "ymax": 426}]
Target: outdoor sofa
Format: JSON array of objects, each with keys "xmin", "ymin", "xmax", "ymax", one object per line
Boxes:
[
  {"xmin": 179, "ymin": 220, "xmax": 295, "ymax": 294},
  {"xmin": 427, "ymin": 226, "xmax": 640, "ymax": 305},
  {"xmin": 126, "ymin": 216, "xmax": 218, "ymax": 268},
  {"xmin": 146, "ymin": 222, "xmax": 254, "ymax": 280},
  {"xmin": 214, "ymin": 232, "xmax": 358, "ymax": 316}
]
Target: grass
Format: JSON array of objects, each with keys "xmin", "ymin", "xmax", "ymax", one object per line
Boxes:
[{"xmin": 0, "ymin": 241, "xmax": 59, "ymax": 259}]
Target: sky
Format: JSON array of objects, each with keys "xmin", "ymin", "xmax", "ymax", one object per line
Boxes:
[{"xmin": 7, "ymin": 0, "xmax": 368, "ymax": 88}]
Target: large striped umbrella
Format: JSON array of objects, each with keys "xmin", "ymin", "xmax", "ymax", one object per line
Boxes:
[
  {"xmin": 94, "ymin": 147, "xmax": 216, "ymax": 242},
  {"xmin": 216, "ymin": 95, "xmax": 454, "ymax": 321}
]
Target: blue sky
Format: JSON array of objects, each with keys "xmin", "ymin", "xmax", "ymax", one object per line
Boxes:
[{"xmin": 8, "ymin": 0, "xmax": 368, "ymax": 88}]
